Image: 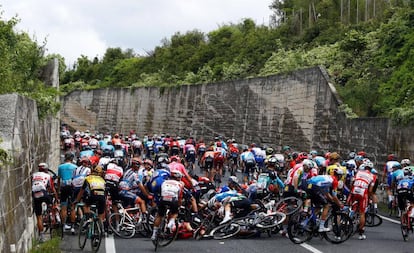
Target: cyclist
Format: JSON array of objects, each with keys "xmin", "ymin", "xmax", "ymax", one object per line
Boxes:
[
  {"xmin": 240, "ymin": 148, "xmax": 256, "ymax": 184},
  {"xmin": 383, "ymin": 154, "xmax": 400, "ymax": 209},
  {"xmin": 305, "ymin": 168, "xmax": 345, "ymax": 232},
  {"xmin": 200, "ymin": 146, "xmax": 216, "ymax": 181},
  {"xmin": 346, "ymin": 162, "xmax": 375, "ymax": 240},
  {"xmin": 207, "ymin": 185, "xmax": 251, "ymax": 225},
  {"xmin": 183, "ymin": 139, "xmax": 197, "ymax": 172},
  {"xmin": 73, "ymin": 165, "xmax": 106, "ymax": 223},
  {"xmin": 150, "ymin": 170, "xmax": 185, "ymax": 241},
  {"xmin": 118, "ymin": 158, "xmax": 153, "ymax": 220},
  {"xmin": 396, "ymin": 168, "xmax": 414, "ymax": 219},
  {"xmin": 32, "ymin": 162, "xmax": 59, "ymax": 242},
  {"xmin": 58, "ymin": 153, "xmax": 78, "ymax": 233}
]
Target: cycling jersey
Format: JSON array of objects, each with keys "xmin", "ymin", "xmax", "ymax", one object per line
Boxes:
[
  {"xmin": 58, "ymin": 162, "xmax": 77, "ymax": 186},
  {"xmin": 72, "ymin": 166, "xmax": 91, "ymax": 188}
]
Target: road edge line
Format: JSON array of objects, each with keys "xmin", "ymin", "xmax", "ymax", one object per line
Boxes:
[{"xmin": 378, "ymin": 214, "xmax": 400, "ymax": 224}]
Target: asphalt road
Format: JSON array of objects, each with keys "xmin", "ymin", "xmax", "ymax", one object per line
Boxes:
[{"xmin": 60, "ymin": 213, "xmax": 413, "ymax": 253}]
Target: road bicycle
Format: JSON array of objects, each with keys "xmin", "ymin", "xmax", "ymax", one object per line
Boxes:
[
  {"xmin": 108, "ymin": 202, "xmax": 151, "ymax": 238},
  {"xmin": 400, "ymin": 200, "xmax": 414, "ymax": 241},
  {"xmin": 40, "ymin": 199, "xmax": 62, "ymax": 239},
  {"xmin": 78, "ymin": 206, "xmax": 103, "ymax": 253},
  {"xmin": 152, "ymin": 207, "xmax": 179, "ymax": 252},
  {"xmin": 209, "ymin": 205, "xmax": 286, "ymax": 239},
  {"xmin": 287, "ymin": 204, "xmax": 353, "ymax": 244}
]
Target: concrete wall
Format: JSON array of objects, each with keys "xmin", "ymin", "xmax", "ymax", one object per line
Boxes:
[
  {"xmin": 0, "ymin": 59, "xmax": 60, "ymax": 253},
  {"xmin": 62, "ymin": 66, "xmax": 414, "ymax": 167}
]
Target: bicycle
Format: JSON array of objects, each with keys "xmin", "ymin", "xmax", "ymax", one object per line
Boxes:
[
  {"xmin": 108, "ymin": 202, "xmax": 151, "ymax": 238},
  {"xmin": 287, "ymin": 204, "xmax": 353, "ymax": 244},
  {"xmin": 152, "ymin": 207, "xmax": 179, "ymax": 252},
  {"xmin": 364, "ymin": 200, "xmax": 383, "ymax": 227},
  {"xmin": 78, "ymin": 205, "xmax": 103, "ymax": 253},
  {"xmin": 400, "ymin": 200, "xmax": 414, "ymax": 241},
  {"xmin": 210, "ymin": 205, "xmax": 286, "ymax": 239},
  {"xmin": 40, "ymin": 199, "xmax": 62, "ymax": 239}
]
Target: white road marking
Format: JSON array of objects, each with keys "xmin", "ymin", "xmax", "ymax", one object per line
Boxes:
[
  {"xmin": 301, "ymin": 242, "xmax": 324, "ymax": 253},
  {"xmin": 105, "ymin": 234, "xmax": 117, "ymax": 253},
  {"xmin": 378, "ymin": 214, "xmax": 400, "ymax": 224}
]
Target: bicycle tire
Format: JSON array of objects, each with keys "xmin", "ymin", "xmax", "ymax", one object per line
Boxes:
[
  {"xmin": 108, "ymin": 213, "xmax": 136, "ymax": 238},
  {"xmin": 275, "ymin": 197, "xmax": 303, "ymax": 216},
  {"xmin": 287, "ymin": 211, "xmax": 314, "ymax": 244},
  {"xmin": 78, "ymin": 217, "xmax": 88, "ymax": 249},
  {"xmin": 365, "ymin": 213, "xmax": 382, "ymax": 227},
  {"xmin": 400, "ymin": 215, "xmax": 409, "ymax": 241},
  {"xmin": 256, "ymin": 211, "xmax": 286, "ymax": 229},
  {"xmin": 323, "ymin": 212, "xmax": 353, "ymax": 244},
  {"xmin": 91, "ymin": 219, "xmax": 103, "ymax": 253},
  {"xmin": 210, "ymin": 222, "xmax": 241, "ymax": 240},
  {"xmin": 153, "ymin": 218, "xmax": 179, "ymax": 248}
]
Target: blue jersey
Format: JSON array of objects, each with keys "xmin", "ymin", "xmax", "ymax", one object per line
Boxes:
[
  {"xmin": 147, "ymin": 169, "xmax": 170, "ymax": 196},
  {"xmin": 392, "ymin": 169, "xmax": 405, "ymax": 184},
  {"xmin": 397, "ymin": 177, "xmax": 414, "ymax": 191},
  {"xmin": 58, "ymin": 162, "xmax": 77, "ymax": 186}
]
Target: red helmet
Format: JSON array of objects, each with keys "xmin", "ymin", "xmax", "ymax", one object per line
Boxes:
[
  {"xmin": 387, "ymin": 154, "xmax": 397, "ymax": 161},
  {"xmin": 170, "ymin": 156, "xmax": 181, "ymax": 163}
]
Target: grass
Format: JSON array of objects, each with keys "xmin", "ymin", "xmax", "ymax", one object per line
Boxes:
[{"xmin": 30, "ymin": 236, "xmax": 61, "ymax": 253}]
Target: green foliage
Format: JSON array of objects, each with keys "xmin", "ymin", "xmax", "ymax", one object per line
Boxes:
[
  {"xmin": 0, "ymin": 13, "xmax": 60, "ymax": 119},
  {"xmin": 30, "ymin": 237, "xmax": 61, "ymax": 253}
]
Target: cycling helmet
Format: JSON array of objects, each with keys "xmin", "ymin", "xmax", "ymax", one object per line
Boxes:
[
  {"xmin": 333, "ymin": 168, "xmax": 344, "ymax": 175},
  {"xmin": 371, "ymin": 168, "xmax": 378, "ymax": 174},
  {"xmin": 38, "ymin": 162, "xmax": 48, "ymax": 172},
  {"xmin": 401, "ymin": 159, "xmax": 411, "ymax": 167},
  {"xmin": 403, "ymin": 167, "xmax": 412, "ymax": 176},
  {"xmin": 364, "ymin": 161, "xmax": 374, "ymax": 169},
  {"xmin": 392, "ymin": 162, "xmax": 402, "ymax": 170},
  {"xmin": 357, "ymin": 151, "xmax": 367, "ymax": 158},
  {"xmin": 266, "ymin": 147, "xmax": 274, "ymax": 155},
  {"xmin": 292, "ymin": 152, "xmax": 298, "ymax": 160},
  {"xmin": 80, "ymin": 157, "xmax": 91, "ymax": 165},
  {"xmin": 310, "ymin": 150, "xmax": 318, "ymax": 156},
  {"xmin": 325, "ymin": 152, "xmax": 331, "ymax": 159},
  {"xmin": 220, "ymin": 186, "xmax": 230, "ymax": 193},
  {"xmin": 228, "ymin": 176, "xmax": 239, "ymax": 184},
  {"xmin": 358, "ymin": 164, "xmax": 366, "ymax": 171},
  {"xmin": 170, "ymin": 155, "xmax": 181, "ymax": 163},
  {"xmin": 355, "ymin": 155, "xmax": 364, "ymax": 162},
  {"xmin": 132, "ymin": 157, "xmax": 142, "ymax": 166},
  {"xmin": 298, "ymin": 152, "xmax": 308, "ymax": 161},
  {"xmin": 216, "ymin": 142, "xmax": 222, "ymax": 147},
  {"xmin": 303, "ymin": 159, "xmax": 314, "ymax": 169},
  {"xmin": 143, "ymin": 159, "xmax": 154, "ymax": 168},
  {"xmin": 208, "ymin": 196, "xmax": 217, "ymax": 209},
  {"xmin": 268, "ymin": 157, "xmax": 278, "ymax": 166},
  {"xmin": 170, "ymin": 170, "xmax": 183, "ymax": 180},
  {"xmin": 92, "ymin": 165, "xmax": 103, "ymax": 175},
  {"xmin": 348, "ymin": 152, "xmax": 356, "ymax": 159},
  {"xmin": 157, "ymin": 156, "xmax": 169, "ymax": 164},
  {"xmin": 388, "ymin": 154, "xmax": 397, "ymax": 161},
  {"xmin": 282, "ymin": 146, "xmax": 291, "ymax": 152}
]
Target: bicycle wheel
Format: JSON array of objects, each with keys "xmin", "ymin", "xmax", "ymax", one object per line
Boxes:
[
  {"xmin": 91, "ymin": 219, "xmax": 103, "ymax": 253},
  {"xmin": 256, "ymin": 211, "xmax": 286, "ymax": 229},
  {"xmin": 153, "ymin": 218, "xmax": 179, "ymax": 248},
  {"xmin": 78, "ymin": 217, "xmax": 88, "ymax": 250},
  {"xmin": 323, "ymin": 212, "xmax": 353, "ymax": 244},
  {"xmin": 210, "ymin": 222, "xmax": 241, "ymax": 240},
  {"xmin": 275, "ymin": 197, "xmax": 303, "ymax": 216},
  {"xmin": 400, "ymin": 215, "xmax": 409, "ymax": 241},
  {"xmin": 287, "ymin": 212, "xmax": 314, "ymax": 244},
  {"xmin": 365, "ymin": 213, "xmax": 382, "ymax": 227},
  {"xmin": 108, "ymin": 213, "xmax": 136, "ymax": 238}
]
